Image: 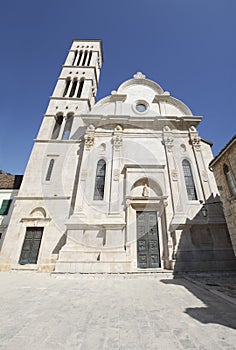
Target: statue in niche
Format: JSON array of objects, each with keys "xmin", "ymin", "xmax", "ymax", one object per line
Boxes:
[{"xmin": 142, "ymin": 183, "xmax": 149, "ymax": 197}]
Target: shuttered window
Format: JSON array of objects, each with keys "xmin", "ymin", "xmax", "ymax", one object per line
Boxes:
[{"xmin": 0, "ymin": 199, "xmax": 12, "ymax": 215}]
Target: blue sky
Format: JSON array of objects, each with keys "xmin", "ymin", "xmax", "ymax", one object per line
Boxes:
[{"xmin": 0, "ymin": 0, "xmax": 235, "ymax": 174}]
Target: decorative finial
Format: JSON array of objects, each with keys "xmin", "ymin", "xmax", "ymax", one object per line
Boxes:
[{"xmin": 133, "ymin": 72, "xmax": 146, "ymax": 79}]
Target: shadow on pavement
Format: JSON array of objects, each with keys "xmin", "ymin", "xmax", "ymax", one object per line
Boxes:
[{"xmin": 161, "ymin": 276, "xmax": 236, "ymax": 330}]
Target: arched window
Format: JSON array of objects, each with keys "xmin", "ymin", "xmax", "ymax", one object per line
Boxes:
[
  {"xmin": 51, "ymin": 114, "xmax": 63, "ymax": 139},
  {"xmin": 63, "ymin": 78, "xmax": 71, "ymax": 97},
  {"xmin": 94, "ymin": 160, "xmax": 106, "ymax": 200},
  {"xmin": 62, "ymin": 115, "xmax": 74, "ymax": 140},
  {"xmin": 223, "ymin": 164, "xmax": 236, "ymax": 196},
  {"xmin": 45, "ymin": 159, "xmax": 54, "ymax": 181},
  {"xmin": 182, "ymin": 160, "xmax": 197, "ymax": 200},
  {"xmin": 69, "ymin": 79, "xmax": 77, "ymax": 97},
  {"xmin": 82, "ymin": 50, "xmax": 88, "ymax": 66},
  {"xmin": 77, "ymin": 79, "xmax": 84, "ymax": 98},
  {"xmin": 77, "ymin": 50, "xmax": 83, "ymax": 66},
  {"xmin": 72, "ymin": 50, "xmax": 78, "ymax": 65}
]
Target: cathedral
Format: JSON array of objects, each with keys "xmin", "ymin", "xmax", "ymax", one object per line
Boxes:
[{"xmin": 1, "ymin": 39, "xmax": 236, "ymax": 273}]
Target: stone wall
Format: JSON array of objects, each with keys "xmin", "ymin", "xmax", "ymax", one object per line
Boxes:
[{"xmin": 211, "ymin": 139, "xmax": 236, "ymax": 255}]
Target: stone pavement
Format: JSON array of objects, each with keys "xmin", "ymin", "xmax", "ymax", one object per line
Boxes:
[{"xmin": 0, "ymin": 272, "xmax": 236, "ymax": 350}]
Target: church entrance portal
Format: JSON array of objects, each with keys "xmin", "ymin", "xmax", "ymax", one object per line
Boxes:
[{"xmin": 136, "ymin": 211, "xmax": 160, "ymax": 268}]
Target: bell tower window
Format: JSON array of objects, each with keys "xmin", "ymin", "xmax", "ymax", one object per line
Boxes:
[
  {"xmin": 63, "ymin": 78, "xmax": 71, "ymax": 97},
  {"xmin": 76, "ymin": 50, "xmax": 83, "ymax": 66},
  {"xmin": 62, "ymin": 114, "xmax": 74, "ymax": 140},
  {"xmin": 72, "ymin": 50, "xmax": 78, "ymax": 66},
  {"xmin": 87, "ymin": 51, "xmax": 92, "ymax": 66},
  {"xmin": 51, "ymin": 114, "xmax": 63, "ymax": 139},
  {"xmin": 82, "ymin": 50, "xmax": 88, "ymax": 66},
  {"xmin": 77, "ymin": 79, "xmax": 84, "ymax": 98},
  {"xmin": 69, "ymin": 79, "xmax": 77, "ymax": 97}
]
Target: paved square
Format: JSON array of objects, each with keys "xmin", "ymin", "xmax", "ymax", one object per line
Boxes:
[{"xmin": 0, "ymin": 272, "xmax": 236, "ymax": 349}]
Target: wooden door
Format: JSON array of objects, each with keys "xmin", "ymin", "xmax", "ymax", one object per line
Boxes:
[
  {"xmin": 19, "ymin": 227, "xmax": 43, "ymax": 265},
  {"xmin": 136, "ymin": 211, "xmax": 160, "ymax": 268}
]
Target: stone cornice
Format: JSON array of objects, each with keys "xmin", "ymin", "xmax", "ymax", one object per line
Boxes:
[
  {"xmin": 81, "ymin": 114, "xmax": 202, "ymax": 129},
  {"xmin": 16, "ymin": 196, "xmax": 70, "ymax": 200},
  {"xmin": 34, "ymin": 139, "xmax": 81, "ymax": 144}
]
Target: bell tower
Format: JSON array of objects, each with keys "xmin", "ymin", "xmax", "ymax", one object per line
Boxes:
[
  {"xmin": 0, "ymin": 40, "xmax": 103, "ymax": 272},
  {"xmin": 37, "ymin": 39, "xmax": 103, "ymax": 140},
  {"xmin": 48, "ymin": 40, "xmax": 103, "ymax": 113}
]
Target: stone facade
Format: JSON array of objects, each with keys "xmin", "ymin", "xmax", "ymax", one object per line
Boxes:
[
  {"xmin": 209, "ymin": 135, "xmax": 236, "ymax": 255},
  {"xmin": 0, "ymin": 40, "xmax": 236, "ymax": 273}
]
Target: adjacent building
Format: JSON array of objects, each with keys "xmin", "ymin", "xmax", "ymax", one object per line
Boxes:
[
  {"xmin": 0, "ymin": 174, "xmax": 23, "ymax": 251},
  {"xmin": 209, "ymin": 135, "xmax": 236, "ymax": 255},
  {"xmin": 0, "ymin": 40, "xmax": 235, "ymax": 273}
]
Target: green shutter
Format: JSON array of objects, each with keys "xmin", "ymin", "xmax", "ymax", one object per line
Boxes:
[{"xmin": 0, "ymin": 199, "xmax": 12, "ymax": 215}]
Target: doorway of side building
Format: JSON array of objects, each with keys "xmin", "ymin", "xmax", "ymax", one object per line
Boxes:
[
  {"xmin": 19, "ymin": 227, "xmax": 44, "ymax": 265},
  {"xmin": 136, "ymin": 211, "xmax": 160, "ymax": 268}
]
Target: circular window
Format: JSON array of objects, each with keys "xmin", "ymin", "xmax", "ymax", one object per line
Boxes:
[{"xmin": 136, "ymin": 103, "xmax": 147, "ymax": 113}]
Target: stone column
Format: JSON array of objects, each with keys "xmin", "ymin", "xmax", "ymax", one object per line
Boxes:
[
  {"xmin": 162, "ymin": 127, "xmax": 183, "ymax": 214},
  {"xmin": 65, "ymin": 80, "xmax": 74, "ymax": 98},
  {"xmin": 73, "ymin": 124, "xmax": 95, "ymax": 215},
  {"xmin": 81, "ymin": 80, "xmax": 92, "ymax": 99},
  {"xmin": 100, "ymin": 125, "xmax": 126, "ymax": 263},
  {"xmin": 109, "ymin": 125, "xmax": 123, "ymax": 215},
  {"xmin": 189, "ymin": 127, "xmax": 211, "ymax": 200},
  {"xmin": 64, "ymin": 51, "xmax": 75, "ymax": 66}
]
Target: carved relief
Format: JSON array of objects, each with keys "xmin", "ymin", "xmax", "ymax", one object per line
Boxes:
[
  {"xmin": 163, "ymin": 126, "xmax": 171, "ymax": 132},
  {"xmin": 162, "ymin": 136, "xmax": 174, "ymax": 152},
  {"xmin": 112, "ymin": 134, "xmax": 122, "ymax": 149},
  {"xmin": 84, "ymin": 124, "xmax": 95, "ymax": 150},
  {"xmin": 112, "ymin": 125, "xmax": 123, "ymax": 150},
  {"xmin": 180, "ymin": 144, "xmax": 186, "ymax": 153},
  {"xmin": 113, "ymin": 169, "xmax": 120, "ymax": 181},
  {"xmin": 115, "ymin": 124, "xmax": 122, "ymax": 131},
  {"xmin": 80, "ymin": 170, "xmax": 87, "ymax": 181},
  {"xmin": 171, "ymin": 169, "xmax": 178, "ymax": 181},
  {"xmin": 142, "ymin": 184, "xmax": 149, "ymax": 197},
  {"xmin": 133, "ymin": 72, "xmax": 146, "ymax": 79},
  {"xmin": 126, "ymin": 198, "xmax": 131, "ymax": 207},
  {"xmin": 99, "ymin": 143, "xmax": 106, "ymax": 154},
  {"xmin": 202, "ymin": 170, "xmax": 208, "ymax": 182},
  {"xmin": 191, "ymin": 136, "xmax": 201, "ymax": 151}
]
